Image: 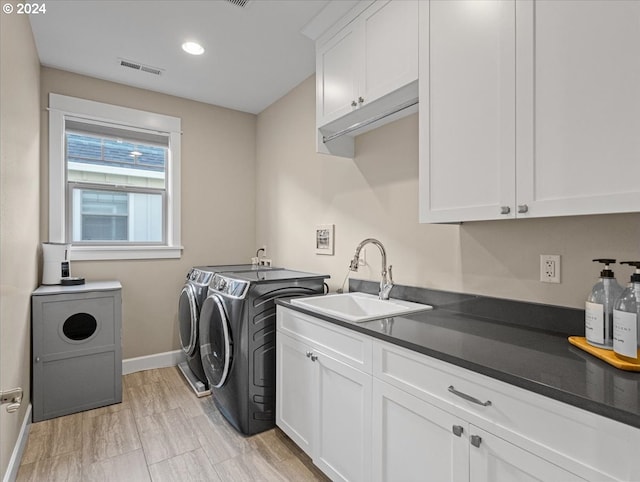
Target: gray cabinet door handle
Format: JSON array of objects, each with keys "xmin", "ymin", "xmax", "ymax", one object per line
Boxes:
[
  {"xmin": 470, "ymin": 435, "xmax": 482, "ymax": 447},
  {"xmin": 448, "ymin": 385, "xmax": 492, "ymax": 407},
  {"xmin": 351, "ymin": 100, "xmax": 357, "ymax": 107},
  {"xmin": 500, "ymin": 206, "xmax": 511, "ymax": 215},
  {"xmin": 452, "ymin": 425, "xmax": 464, "ymax": 437},
  {"xmin": 518, "ymin": 204, "xmax": 529, "ymax": 213}
]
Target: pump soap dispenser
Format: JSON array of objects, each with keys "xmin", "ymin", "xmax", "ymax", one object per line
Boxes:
[
  {"xmin": 613, "ymin": 261, "xmax": 640, "ymax": 364},
  {"xmin": 586, "ymin": 259, "xmax": 623, "ymax": 349}
]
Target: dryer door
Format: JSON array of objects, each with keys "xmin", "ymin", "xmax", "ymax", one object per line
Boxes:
[
  {"xmin": 178, "ymin": 284, "xmax": 198, "ymax": 356},
  {"xmin": 199, "ymin": 294, "xmax": 232, "ymax": 388}
]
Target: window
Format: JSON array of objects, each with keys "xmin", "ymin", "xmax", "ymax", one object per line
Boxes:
[{"xmin": 49, "ymin": 94, "xmax": 182, "ymax": 260}]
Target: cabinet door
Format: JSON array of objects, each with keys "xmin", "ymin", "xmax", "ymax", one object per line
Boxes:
[
  {"xmin": 316, "ymin": 23, "xmax": 361, "ymax": 126},
  {"xmin": 469, "ymin": 426, "xmax": 585, "ymax": 482},
  {"xmin": 275, "ymin": 332, "xmax": 315, "ymax": 456},
  {"xmin": 419, "ymin": 0, "xmax": 516, "ymax": 223},
  {"xmin": 372, "ymin": 379, "xmax": 468, "ymax": 482},
  {"xmin": 360, "ymin": 0, "xmax": 418, "ymax": 106},
  {"xmin": 516, "ymin": 0, "xmax": 640, "ymax": 217},
  {"xmin": 314, "ymin": 350, "xmax": 372, "ymax": 482}
]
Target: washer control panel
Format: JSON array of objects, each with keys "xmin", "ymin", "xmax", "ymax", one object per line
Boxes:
[
  {"xmin": 186, "ymin": 268, "xmax": 213, "ymax": 286},
  {"xmin": 211, "ymin": 274, "xmax": 249, "ymax": 299}
]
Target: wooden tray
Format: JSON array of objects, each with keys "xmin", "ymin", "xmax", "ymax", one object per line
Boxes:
[{"xmin": 568, "ymin": 336, "xmax": 640, "ymax": 372}]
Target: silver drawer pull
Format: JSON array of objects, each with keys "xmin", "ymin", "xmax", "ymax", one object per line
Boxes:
[
  {"xmin": 452, "ymin": 425, "xmax": 464, "ymax": 437},
  {"xmin": 448, "ymin": 385, "xmax": 492, "ymax": 407}
]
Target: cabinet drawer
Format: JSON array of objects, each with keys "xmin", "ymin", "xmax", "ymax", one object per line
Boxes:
[
  {"xmin": 277, "ymin": 307, "xmax": 372, "ymax": 373},
  {"xmin": 373, "ymin": 340, "xmax": 640, "ymax": 481}
]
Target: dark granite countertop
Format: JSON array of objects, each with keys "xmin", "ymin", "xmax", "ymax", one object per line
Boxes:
[{"xmin": 276, "ymin": 283, "xmax": 640, "ymax": 429}]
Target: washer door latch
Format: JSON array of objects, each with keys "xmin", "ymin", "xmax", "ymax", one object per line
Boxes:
[{"xmin": 1, "ymin": 387, "xmax": 23, "ymax": 413}]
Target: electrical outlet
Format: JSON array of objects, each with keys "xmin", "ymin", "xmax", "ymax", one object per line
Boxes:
[{"xmin": 540, "ymin": 255, "xmax": 561, "ymax": 283}]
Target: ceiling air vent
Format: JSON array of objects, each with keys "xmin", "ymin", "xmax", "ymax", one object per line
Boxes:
[
  {"xmin": 224, "ymin": 0, "xmax": 252, "ymax": 8},
  {"xmin": 118, "ymin": 58, "xmax": 164, "ymax": 76}
]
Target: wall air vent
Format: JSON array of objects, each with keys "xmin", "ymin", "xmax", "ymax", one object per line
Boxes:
[
  {"xmin": 118, "ymin": 58, "xmax": 164, "ymax": 76},
  {"xmin": 224, "ymin": 0, "xmax": 252, "ymax": 8}
]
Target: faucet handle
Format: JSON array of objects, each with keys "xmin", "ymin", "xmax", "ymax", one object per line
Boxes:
[
  {"xmin": 349, "ymin": 256, "xmax": 359, "ymax": 272},
  {"xmin": 387, "ymin": 265, "xmax": 393, "ymax": 283}
]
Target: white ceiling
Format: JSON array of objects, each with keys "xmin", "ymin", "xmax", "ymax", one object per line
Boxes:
[{"xmin": 29, "ymin": 0, "xmax": 355, "ymax": 114}]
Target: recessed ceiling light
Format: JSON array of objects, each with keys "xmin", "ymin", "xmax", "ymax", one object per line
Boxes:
[{"xmin": 182, "ymin": 41, "xmax": 205, "ymax": 56}]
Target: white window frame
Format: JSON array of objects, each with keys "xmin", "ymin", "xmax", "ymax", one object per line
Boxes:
[{"xmin": 49, "ymin": 93, "xmax": 182, "ymax": 260}]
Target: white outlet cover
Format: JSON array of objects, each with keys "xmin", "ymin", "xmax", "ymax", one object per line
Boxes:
[{"xmin": 540, "ymin": 255, "xmax": 561, "ymax": 283}]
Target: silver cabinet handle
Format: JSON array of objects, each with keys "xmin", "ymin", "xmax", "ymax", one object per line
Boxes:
[
  {"xmin": 452, "ymin": 425, "xmax": 464, "ymax": 437},
  {"xmin": 305, "ymin": 351, "xmax": 313, "ymax": 358},
  {"xmin": 500, "ymin": 206, "xmax": 510, "ymax": 215},
  {"xmin": 358, "ymin": 96, "xmax": 364, "ymax": 104},
  {"xmin": 470, "ymin": 435, "xmax": 482, "ymax": 448},
  {"xmin": 351, "ymin": 100, "xmax": 357, "ymax": 107},
  {"xmin": 518, "ymin": 204, "xmax": 529, "ymax": 213},
  {"xmin": 311, "ymin": 355, "xmax": 318, "ymax": 362},
  {"xmin": 35, "ymin": 357, "xmax": 41, "ymax": 363},
  {"xmin": 448, "ymin": 385, "xmax": 492, "ymax": 407}
]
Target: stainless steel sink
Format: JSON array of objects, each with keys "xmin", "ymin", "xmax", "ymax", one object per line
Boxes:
[{"xmin": 290, "ymin": 292, "xmax": 432, "ymax": 323}]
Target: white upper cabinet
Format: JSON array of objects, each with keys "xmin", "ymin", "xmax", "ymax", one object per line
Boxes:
[
  {"xmin": 317, "ymin": 0, "xmax": 419, "ymax": 157},
  {"xmin": 420, "ymin": 0, "xmax": 640, "ymax": 223},
  {"xmin": 317, "ymin": 22, "xmax": 360, "ymax": 125},
  {"xmin": 516, "ymin": 0, "xmax": 640, "ymax": 218},
  {"xmin": 419, "ymin": 0, "xmax": 516, "ymax": 223}
]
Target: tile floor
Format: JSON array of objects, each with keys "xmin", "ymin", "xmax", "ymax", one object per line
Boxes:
[{"xmin": 17, "ymin": 367, "xmax": 329, "ymax": 481}]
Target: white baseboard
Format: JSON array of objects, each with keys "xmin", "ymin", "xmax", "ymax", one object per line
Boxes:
[
  {"xmin": 3, "ymin": 403, "xmax": 31, "ymax": 482},
  {"xmin": 122, "ymin": 349, "xmax": 185, "ymax": 375},
  {"xmin": 2, "ymin": 353, "xmax": 183, "ymax": 481}
]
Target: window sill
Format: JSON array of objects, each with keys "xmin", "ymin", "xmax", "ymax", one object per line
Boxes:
[{"xmin": 70, "ymin": 245, "xmax": 183, "ymax": 261}]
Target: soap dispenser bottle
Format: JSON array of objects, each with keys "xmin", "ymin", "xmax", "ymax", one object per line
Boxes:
[
  {"xmin": 585, "ymin": 259, "xmax": 623, "ymax": 349},
  {"xmin": 613, "ymin": 261, "xmax": 640, "ymax": 364}
]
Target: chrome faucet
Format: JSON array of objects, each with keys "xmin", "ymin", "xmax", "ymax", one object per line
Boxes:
[{"xmin": 349, "ymin": 238, "xmax": 394, "ymax": 300}]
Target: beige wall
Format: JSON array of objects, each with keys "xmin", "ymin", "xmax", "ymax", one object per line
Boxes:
[
  {"xmin": 256, "ymin": 76, "xmax": 640, "ymax": 309},
  {"xmin": 0, "ymin": 7, "xmax": 40, "ymax": 478},
  {"xmin": 40, "ymin": 68, "xmax": 257, "ymax": 358}
]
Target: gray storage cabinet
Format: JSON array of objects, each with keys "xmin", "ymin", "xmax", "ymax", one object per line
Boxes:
[{"xmin": 31, "ymin": 281, "xmax": 122, "ymax": 422}]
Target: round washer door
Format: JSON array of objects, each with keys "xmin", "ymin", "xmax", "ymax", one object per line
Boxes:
[
  {"xmin": 178, "ymin": 284, "xmax": 198, "ymax": 356},
  {"xmin": 199, "ymin": 294, "xmax": 232, "ymax": 388}
]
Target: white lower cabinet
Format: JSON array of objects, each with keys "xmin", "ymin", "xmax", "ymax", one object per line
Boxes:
[
  {"xmin": 314, "ymin": 348, "xmax": 372, "ymax": 481},
  {"xmin": 372, "ymin": 378, "xmax": 584, "ymax": 482},
  {"xmin": 276, "ymin": 308, "xmax": 372, "ymax": 482},
  {"xmin": 276, "ymin": 331, "xmax": 315, "ymax": 455},
  {"xmin": 277, "ymin": 307, "xmax": 640, "ymax": 481},
  {"xmin": 468, "ymin": 426, "xmax": 584, "ymax": 482},
  {"xmin": 372, "ymin": 379, "xmax": 468, "ymax": 482}
]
